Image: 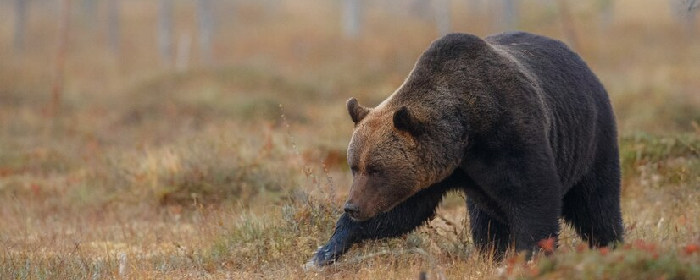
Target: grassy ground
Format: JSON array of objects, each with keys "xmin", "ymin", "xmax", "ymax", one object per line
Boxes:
[{"xmin": 1, "ymin": 0, "xmax": 699, "ymax": 279}]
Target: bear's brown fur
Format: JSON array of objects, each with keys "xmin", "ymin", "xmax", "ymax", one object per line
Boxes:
[{"xmin": 310, "ymin": 32, "xmax": 623, "ymax": 267}]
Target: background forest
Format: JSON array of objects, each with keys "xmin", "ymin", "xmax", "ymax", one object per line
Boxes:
[{"xmin": 1, "ymin": 0, "xmax": 699, "ymax": 279}]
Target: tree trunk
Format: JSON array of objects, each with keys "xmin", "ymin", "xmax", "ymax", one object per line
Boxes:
[
  {"xmin": 435, "ymin": 0, "xmax": 451, "ymax": 36},
  {"xmin": 599, "ymin": 0, "xmax": 615, "ymax": 29},
  {"xmin": 409, "ymin": 0, "xmax": 432, "ymax": 21},
  {"xmin": 557, "ymin": 0, "xmax": 579, "ymax": 50},
  {"xmin": 467, "ymin": 0, "xmax": 483, "ymax": 18},
  {"xmin": 82, "ymin": 0, "xmax": 97, "ymax": 24},
  {"xmin": 681, "ymin": 0, "xmax": 698, "ymax": 35},
  {"xmin": 196, "ymin": 0, "xmax": 214, "ymax": 65},
  {"xmin": 501, "ymin": 0, "xmax": 518, "ymax": 30},
  {"xmin": 158, "ymin": 0, "xmax": 173, "ymax": 66},
  {"xmin": 342, "ymin": 0, "xmax": 362, "ymax": 39},
  {"xmin": 51, "ymin": 0, "xmax": 71, "ymax": 117},
  {"xmin": 107, "ymin": 0, "xmax": 120, "ymax": 55},
  {"xmin": 176, "ymin": 32, "xmax": 192, "ymax": 72},
  {"xmin": 669, "ymin": 0, "xmax": 699, "ymax": 35},
  {"xmin": 14, "ymin": 0, "xmax": 28, "ymax": 53}
]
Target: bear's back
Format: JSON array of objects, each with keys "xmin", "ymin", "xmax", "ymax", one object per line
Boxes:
[
  {"xmin": 484, "ymin": 32, "xmax": 604, "ymax": 103},
  {"xmin": 485, "ymin": 32, "xmax": 616, "ymax": 189}
]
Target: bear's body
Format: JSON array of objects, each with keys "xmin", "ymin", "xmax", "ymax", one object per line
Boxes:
[{"xmin": 310, "ymin": 32, "xmax": 623, "ymax": 266}]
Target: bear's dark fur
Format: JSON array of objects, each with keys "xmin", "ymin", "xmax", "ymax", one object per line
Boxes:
[{"xmin": 309, "ymin": 32, "xmax": 624, "ymax": 266}]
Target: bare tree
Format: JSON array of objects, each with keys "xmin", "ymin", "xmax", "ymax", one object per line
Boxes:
[
  {"xmin": 409, "ymin": 0, "xmax": 432, "ymax": 21},
  {"xmin": 158, "ymin": 0, "xmax": 173, "ymax": 66},
  {"xmin": 467, "ymin": 0, "xmax": 483, "ymax": 15},
  {"xmin": 599, "ymin": 0, "xmax": 615, "ymax": 29},
  {"xmin": 670, "ymin": 0, "xmax": 699, "ymax": 34},
  {"xmin": 107, "ymin": 0, "xmax": 120, "ymax": 55},
  {"xmin": 14, "ymin": 0, "xmax": 28, "ymax": 53},
  {"xmin": 51, "ymin": 0, "xmax": 71, "ymax": 117},
  {"xmin": 557, "ymin": 0, "xmax": 579, "ymax": 50},
  {"xmin": 176, "ymin": 32, "xmax": 192, "ymax": 72},
  {"xmin": 342, "ymin": 0, "xmax": 362, "ymax": 38},
  {"xmin": 197, "ymin": 0, "xmax": 214, "ymax": 65},
  {"xmin": 81, "ymin": 0, "xmax": 97, "ymax": 23},
  {"xmin": 435, "ymin": 0, "xmax": 451, "ymax": 36},
  {"xmin": 501, "ymin": 0, "xmax": 518, "ymax": 30},
  {"xmin": 262, "ymin": 0, "xmax": 281, "ymax": 15}
]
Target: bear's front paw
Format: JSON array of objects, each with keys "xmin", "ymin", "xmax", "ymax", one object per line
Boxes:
[
  {"xmin": 307, "ymin": 241, "xmax": 345, "ymax": 268},
  {"xmin": 306, "ymin": 217, "xmax": 356, "ymax": 269}
]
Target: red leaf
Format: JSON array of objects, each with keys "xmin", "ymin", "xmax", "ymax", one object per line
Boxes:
[
  {"xmin": 30, "ymin": 184, "xmax": 41, "ymax": 195},
  {"xmin": 576, "ymin": 243, "xmax": 588, "ymax": 253},
  {"xmin": 537, "ymin": 237, "xmax": 555, "ymax": 254}
]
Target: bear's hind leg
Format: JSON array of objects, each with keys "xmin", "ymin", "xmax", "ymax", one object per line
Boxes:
[
  {"xmin": 562, "ymin": 157, "xmax": 624, "ymax": 248},
  {"xmin": 467, "ymin": 198, "xmax": 510, "ymax": 259}
]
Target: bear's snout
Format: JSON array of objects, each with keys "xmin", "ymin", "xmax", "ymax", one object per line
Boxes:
[
  {"xmin": 343, "ymin": 200, "xmax": 372, "ymax": 221},
  {"xmin": 343, "ymin": 202, "xmax": 360, "ymax": 216}
]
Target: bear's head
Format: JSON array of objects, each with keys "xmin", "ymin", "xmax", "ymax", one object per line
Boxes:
[{"xmin": 343, "ymin": 97, "xmax": 452, "ymax": 221}]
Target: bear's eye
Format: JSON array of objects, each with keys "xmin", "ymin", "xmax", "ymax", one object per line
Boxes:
[
  {"xmin": 350, "ymin": 166, "xmax": 359, "ymax": 175},
  {"xmin": 366, "ymin": 166, "xmax": 381, "ymax": 176}
]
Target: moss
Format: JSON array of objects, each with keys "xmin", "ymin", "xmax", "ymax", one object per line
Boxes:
[{"xmin": 520, "ymin": 247, "xmax": 700, "ymax": 280}]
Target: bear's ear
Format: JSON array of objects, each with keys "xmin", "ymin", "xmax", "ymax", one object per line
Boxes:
[
  {"xmin": 347, "ymin": 98, "xmax": 370, "ymax": 124},
  {"xmin": 393, "ymin": 106, "xmax": 425, "ymax": 136}
]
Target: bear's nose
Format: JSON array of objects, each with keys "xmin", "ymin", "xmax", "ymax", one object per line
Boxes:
[{"xmin": 343, "ymin": 203, "xmax": 360, "ymax": 216}]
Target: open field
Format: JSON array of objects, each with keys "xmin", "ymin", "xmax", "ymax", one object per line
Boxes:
[{"xmin": 1, "ymin": 0, "xmax": 699, "ymax": 279}]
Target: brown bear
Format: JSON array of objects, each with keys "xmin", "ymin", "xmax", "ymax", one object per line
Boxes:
[{"xmin": 309, "ymin": 32, "xmax": 624, "ymax": 266}]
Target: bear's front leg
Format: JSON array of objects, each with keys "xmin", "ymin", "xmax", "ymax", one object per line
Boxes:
[
  {"xmin": 465, "ymin": 146, "xmax": 562, "ymax": 256},
  {"xmin": 309, "ymin": 213, "xmax": 358, "ymax": 266},
  {"xmin": 308, "ymin": 175, "xmax": 461, "ymax": 267}
]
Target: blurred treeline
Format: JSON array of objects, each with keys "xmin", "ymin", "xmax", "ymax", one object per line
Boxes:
[
  {"xmin": 1, "ymin": 0, "xmax": 699, "ymax": 133},
  {"xmin": 4, "ymin": 0, "xmax": 698, "ymax": 67}
]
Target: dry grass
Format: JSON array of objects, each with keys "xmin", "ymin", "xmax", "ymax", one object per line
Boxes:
[{"xmin": 1, "ymin": 0, "xmax": 699, "ymax": 279}]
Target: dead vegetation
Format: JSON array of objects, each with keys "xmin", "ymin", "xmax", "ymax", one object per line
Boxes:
[{"xmin": 0, "ymin": 0, "xmax": 699, "ymax": 279}]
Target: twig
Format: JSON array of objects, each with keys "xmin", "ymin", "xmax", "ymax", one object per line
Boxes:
[
  {"xmin": 675, "ymin": 137, "xmax": 699, "ymax": 156},
  {"xmin": 279, "ymin": 104, "xmax": 337, "ymax": 201},
  {"xmin": 435, "ymin": 213, "xmax": 460, "ymax": 237},
  {"xmin": 279, "ymin": 104, "xmax": 319, "ymax": 188}
]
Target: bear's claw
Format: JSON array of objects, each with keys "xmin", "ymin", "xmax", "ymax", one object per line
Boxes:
[{"xmin": 309, "ymin": 241, "xmax": 343, "ymax": 267}]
